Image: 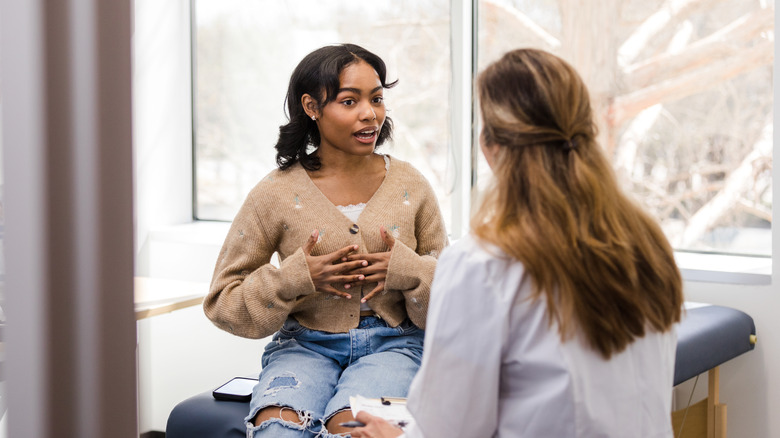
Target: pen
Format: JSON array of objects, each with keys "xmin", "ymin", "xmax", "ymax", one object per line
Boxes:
[
  {"xmin": 339, "ymin": 420, "xmax": 409, "ymax": 428},
  {"xmin": 339, "ymin": 421, "xmax": 366, "ymax": 428}
]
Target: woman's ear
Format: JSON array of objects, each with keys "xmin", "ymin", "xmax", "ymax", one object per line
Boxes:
[
  {"xmin": 301, "ymin": 94, "xmax": 318, "ymax": 120},
  {"xmin": 480, "ymin": 141, "xmax": 502, "ymax": 170}
]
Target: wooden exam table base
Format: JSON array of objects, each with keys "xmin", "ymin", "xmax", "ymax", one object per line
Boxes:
[{"xmin": 672, "ymin": 366, "xmax": 727, "ymax": 438}]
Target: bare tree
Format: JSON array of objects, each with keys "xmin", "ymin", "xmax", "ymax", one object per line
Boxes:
[{"xmin": 480, "ymin": 0, "xmax": 774, "ymax": 253}]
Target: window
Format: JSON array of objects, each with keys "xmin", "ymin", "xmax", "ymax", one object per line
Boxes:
[
  {"xmin": 477, "ymin": 0, "xmax": 773, "ymax": 256},
  {"xmin": 194, "ymin": 0, "xmax": 773, "ymax": 258},
  {"xmin": 194, "ymin": 0, "xmax": 454, "ymax": 230}
]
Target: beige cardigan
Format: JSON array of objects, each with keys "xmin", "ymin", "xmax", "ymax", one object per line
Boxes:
[{"xmin": 203, "ymin": 156, "xmax": 449, "ymax": 339}]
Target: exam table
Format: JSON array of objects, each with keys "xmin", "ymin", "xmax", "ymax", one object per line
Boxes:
[
  {"xmin": 670, "ymin": 303, "xmax": 757, "ymax": 437},
  {"xmin": 166, "ymin": 303, "xmax": 756, "ymax": 438}
]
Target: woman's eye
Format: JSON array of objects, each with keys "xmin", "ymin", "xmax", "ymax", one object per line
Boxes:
[
  {"xmin": 342, "ymin": 99, "xmax": 356, "ymax": 106},
  {"xmin": 372, "ymin": 96, "xmax": 384, "ymax": 104}
]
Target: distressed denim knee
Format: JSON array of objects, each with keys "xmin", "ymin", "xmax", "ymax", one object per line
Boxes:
[
  {"xmin": 246, "ymin": 409, "xmax": 313, "ymax": 438},
  {"xmin": 245, "ymin": 332, "xmax": 341, "ymax": 437},
  {"xmin": 246, "ymin": 409, "xmax": 351, "ymax": 438},
  {"xmin": 246, "ymin": 317, "xmax": 423, "ymax": 437}
]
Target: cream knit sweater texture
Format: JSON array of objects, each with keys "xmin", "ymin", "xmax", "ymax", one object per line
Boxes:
[{"xmin": 204, "ymin": 155, "xmax": 449, "ymax": 339}]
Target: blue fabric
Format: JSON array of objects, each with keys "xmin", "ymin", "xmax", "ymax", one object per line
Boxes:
[
  {"xmin": 166, "ymin": 392, "xmax": 246, "ymax": 438},
  {"xmin": 674, "ymin": 304, "xmax": 756, "ymax": 385},
  {"xmin": 246, "ymin": 316, "xmax": 424, "ymax": 437}
]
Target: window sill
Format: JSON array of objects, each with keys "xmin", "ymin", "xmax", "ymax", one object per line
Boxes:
[{"xmin": 674, "ymin": 251, "xmax": 771, "ymax": 285}]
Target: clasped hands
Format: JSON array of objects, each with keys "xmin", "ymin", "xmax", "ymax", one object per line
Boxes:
[{"xmin": 303, "ymin": 225, "xmax": 395, "ymax": 301}]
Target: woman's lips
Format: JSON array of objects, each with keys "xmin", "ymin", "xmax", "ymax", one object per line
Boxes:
[{"xmin": 354, "ymin": 128, "xmax": 378, "ymax": 143}]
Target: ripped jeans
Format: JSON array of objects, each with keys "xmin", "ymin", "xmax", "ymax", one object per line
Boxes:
[{"xmin": 246, "ymin": 315, "xmax": 424, "ymax": 438}]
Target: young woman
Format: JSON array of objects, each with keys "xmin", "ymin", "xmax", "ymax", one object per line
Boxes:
[
  {"xmin": 203, "ymin": 44, "xmax": 448, "ymax": 438},
  {"xmin": 352, "ymin": 48, "xmax": 684, "ymax": 438}
]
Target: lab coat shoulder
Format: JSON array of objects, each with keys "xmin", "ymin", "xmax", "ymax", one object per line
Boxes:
[
  {"xmin": 407, "ymin": 234, "xmax": 520, "ymax": 438},
  {"xmin": 432, "ymin": 234, "xmax": 524, "ymax": 308}
]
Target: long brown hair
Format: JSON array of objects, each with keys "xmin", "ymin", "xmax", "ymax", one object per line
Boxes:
[{"xmin": 474, "ymin": 49, "xmax": 683, "ymax": 359}]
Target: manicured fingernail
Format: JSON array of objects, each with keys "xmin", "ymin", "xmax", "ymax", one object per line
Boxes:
[
  {"xmin": 361, "ymin": 261, "xmax": 368, "ymax": 266},
  {"xmin": 344, "ymin": 284, "xmax": 351, "ymax": 289},
  {"xmin": 353, "ymin": 245, "xmax": 359, "ymax": 250},
  {"xmin": 361, "ymin": 298, "xmax": 367, "ymax": 303},
  {"xmin": 345, "ymin": 295, "xmax": 352, "ymax": 299},
  {"xmin": 311, "ymin": 230, "xmax": 317, "ymax": 237},
  {"xmin": 358, "ymin": 275, "xmax": 365, "ymax": 280}
]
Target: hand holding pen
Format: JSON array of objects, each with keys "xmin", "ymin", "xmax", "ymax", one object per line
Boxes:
[{"xmin": 344, "ymin": 411, "xmax": 405, "ymax": 438}]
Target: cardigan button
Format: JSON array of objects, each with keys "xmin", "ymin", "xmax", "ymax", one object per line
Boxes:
[{"xmin": 349, "ymin": 224, "xmax": 359, "ymax": 234}]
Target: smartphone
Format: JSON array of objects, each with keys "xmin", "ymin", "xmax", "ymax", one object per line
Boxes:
[{"xmin": 212, "ymin": 377, "xmax": 258, "ymax": 402}]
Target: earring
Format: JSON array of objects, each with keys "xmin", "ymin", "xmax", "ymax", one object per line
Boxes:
[{"xmin": 311, "ymin": 115, "xmax": 316, "ymax": 121}]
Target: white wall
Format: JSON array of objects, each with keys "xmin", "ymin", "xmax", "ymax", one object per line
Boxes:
[{"xmin": 137, "ymin": 302, "xmax": 271, "ymax": 432}]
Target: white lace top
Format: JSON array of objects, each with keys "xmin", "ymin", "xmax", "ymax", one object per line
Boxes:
[{"xmin": 335, "ymin": 154, "xmax": 390, "ymax": 221}]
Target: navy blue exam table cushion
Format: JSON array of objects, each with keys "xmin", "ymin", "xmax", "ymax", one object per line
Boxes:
[
  {"xmin": 673, "ymin": 303, "xmax": 756, "ymax": 385},
  {"xmin": 166, "ymin": 391, "xmax": 247, "ymax": 438},
  {"xmin": 166, "ymin": 303, "xmax": 756, "ymax": 437}
]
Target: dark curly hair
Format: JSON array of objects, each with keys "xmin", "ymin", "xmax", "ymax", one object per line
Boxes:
[{"xmin": 275, "ymin": 44, "xmax": 397, "ymax": 171}]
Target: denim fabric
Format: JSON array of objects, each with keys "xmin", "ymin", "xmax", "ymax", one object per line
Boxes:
[{"xmin": 245, "ymin": 316, "xmax": 424, "ymax": 438}]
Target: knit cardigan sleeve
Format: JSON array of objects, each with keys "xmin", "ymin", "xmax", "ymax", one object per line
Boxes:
[
  {"xmin": 384, "ymin": 171, "xmax": 449, "ymax": 329},
  {"xmin": 203, "ymin": 189, "xmax": 316, "ymax": 339}
]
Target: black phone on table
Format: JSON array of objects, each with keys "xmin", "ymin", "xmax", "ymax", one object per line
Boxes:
[{"xmin": 212, "ymin": 377, "xmax": 258, "ymax": 402}]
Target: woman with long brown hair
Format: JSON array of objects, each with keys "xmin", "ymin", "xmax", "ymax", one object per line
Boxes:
[{"xmin": 351, "ymin": 48, "xmax": 683, "ymax": 437}]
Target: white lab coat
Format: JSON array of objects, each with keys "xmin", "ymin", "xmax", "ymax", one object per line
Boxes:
[{"xmin": 401, "ymin": 234, "xmax": 676, "ymax": 438}]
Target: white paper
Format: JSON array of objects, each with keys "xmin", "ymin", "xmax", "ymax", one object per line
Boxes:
[{"xmin": 349, "ymin": 395, "xmax": 414, "ymax": 429}]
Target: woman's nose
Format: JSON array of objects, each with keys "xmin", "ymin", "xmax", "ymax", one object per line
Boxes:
[{"xmin": 359, "ymin": 103, "xmax": 377, "ymax": 121}]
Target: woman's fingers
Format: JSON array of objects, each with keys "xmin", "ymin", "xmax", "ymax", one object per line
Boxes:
[
  {"xmin": 344, "ymin": 272, "xmax": 385, "ymax": 292},
  {"xmin": 361, "ymin": 282, "xmax": 385, "ymax": 303},
  {"xmin": 342, "ymin": 253, "xmax": 390, "ymax": 269},
  {"xmin": 379, "ymin": 225, "xmax": 395, "ymax": 249},
  {"xmin": 318, "ymin": 284, "xmax": 352, "ymax": 299},
  {"xmin": 342, "ymin": 252, "xmax": 386, "ymax": 263},
  {"xmin": 301, "ymin": 229, "xmax": 393, "ymax": 300},
  {"xmin": 302, "ymin": 229, "xmax": 319, "ymax": 255},
  {"xmin": 354, "ymin": 412, "xmax": 375, "ymax": 423},
  {"xmin": 339, "ymin": 226, "xmax": 394, "ymax": 263},
  {"xmin": 342, "ymin": 263, "xmax": 382, "ymax": 277},
  {"xmin": 335, "ymin": 259, "xmax": 369, "ymax": 273},
  {"xmin": 329, "ymin": 273, "xmax": 366, "ymax": 284},
  {"xmin": 346, "ymin": 270, "xmax": 387, "ymax": 284},
  {"xmin": 329, "ymin": 244, "xmax": 360, "ymax": 262},
  {"xmin": 351, "ymin": 412, "xmax": 403, "ymax": 438},
  {"xmin": 302, "ymin": 230, "xmax": 358, "ymax": 261}
]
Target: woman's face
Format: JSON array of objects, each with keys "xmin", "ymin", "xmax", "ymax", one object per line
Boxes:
[{"xmin": 313, "ymin": 60, "xmax": 386, "ymax": 157}]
